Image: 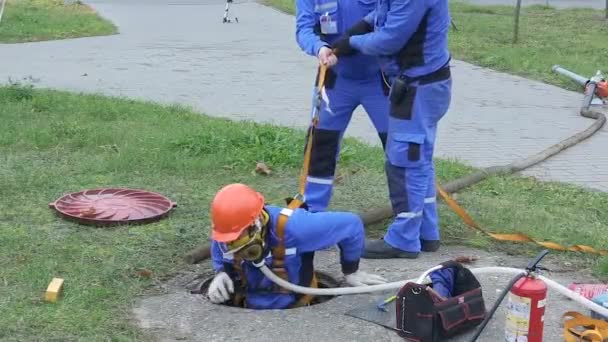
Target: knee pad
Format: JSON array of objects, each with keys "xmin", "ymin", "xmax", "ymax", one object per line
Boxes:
[
  {"xmin": 384, "ymin": 161, "xmax": 409, "ymax": 214},
  {"xmin": 307, "ymin": 129, "xmax": 341, "ymax": 178}
]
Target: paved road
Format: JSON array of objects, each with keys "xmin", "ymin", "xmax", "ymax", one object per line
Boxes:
[
  {"xmin": 133, "ymin": 246, "xmax": 601, "ymax": 342},
  {"xmin": 463, "ymin": 0, "xmax": 606, "ymax": 9},
  {"xmin": 0, "ymin": 0, "xmax": 606, "ymax": 194}
]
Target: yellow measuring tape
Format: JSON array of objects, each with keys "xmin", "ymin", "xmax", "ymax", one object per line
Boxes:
[{"xmin": 436, "ymin": 184, "xmax": 608, "ymax": 256}]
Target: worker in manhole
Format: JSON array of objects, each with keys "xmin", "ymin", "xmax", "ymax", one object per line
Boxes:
[
  {"xmin": 331, "ymin": 0, "xmax": 453, "ymax": 259},
  {"xmin": 206, "ymin": 183, "xmax": 388, "ymax": 309},
  {"xmin": 294, "ymin": 0, "xmax": 389, "ymax": 213}
]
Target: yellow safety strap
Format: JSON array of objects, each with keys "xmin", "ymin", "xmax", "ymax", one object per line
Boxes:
[
  {"xmin": 562, "ymin": 311, "xmax": 608, "ymax": 342},
  {"xmin": 296, "ymin": 63, "xmax": 327, "ymax": 202},
  {"xmin": 271, "ymin": 208, "xmax": 291, "ymax": 293},
  {"xmin": 269, "ymin": 63, "xmax": 327, "ymax": 300},
  {"xmin": 436, "ymin": 184, "xmax": 608, "ymax": 256}
]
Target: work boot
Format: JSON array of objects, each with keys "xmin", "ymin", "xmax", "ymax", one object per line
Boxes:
[
  {"xmin": 362, "ymin": 239, "xmax": 419, "ymax": 259},
  {"xmin": 421, "ymin": 240, "xmax": 440, "ymax": 252}
]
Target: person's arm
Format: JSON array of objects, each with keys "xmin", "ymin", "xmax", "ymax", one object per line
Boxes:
[
  {"xmin": 208, "ymin": 240, "xmax": 236, "ymax": 304},
  {"xmin": 349, "ymin": 0, "xmax": 426, "ymax": 56},
  {"xmin": 295, "ymin": 0, "xmax": 330, "ymax": 57},
  {"xmin": 289, "ymin": 211, "xmax": 364, "ymax": 274},
  {"xmin": 210, "ymin": 240, "xmax": 226, "ymax": 273},
  {"xmin": 363, "ymin": 10, "xmax": 376, "ymax": 26}
]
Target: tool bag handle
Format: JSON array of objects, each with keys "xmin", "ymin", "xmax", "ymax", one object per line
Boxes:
[{"xmin": 396, "ymin": 261, "xmax": 486, "ymax": 342}]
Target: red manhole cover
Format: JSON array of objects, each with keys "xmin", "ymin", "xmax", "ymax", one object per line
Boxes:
[{"xmin": 49, "ymin": 188, "xmax": 177, "ymax": 226}]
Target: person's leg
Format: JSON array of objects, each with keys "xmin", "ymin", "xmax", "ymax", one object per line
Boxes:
[
  {"xmin": 420, "ymin": 77, "xmax": 452, "ymax": 252},
  {"xmin": 363, "ymin": 75, "xmax": 452, "ymax": 259},
  {"xmin": 303, "ymin": 70, "xmax": 358, "ymax": 212},
  {"xmin": 359, "ymin": 73, "xmax": 390, "ymax": 150},
  {"xmin": 419, "ymin": 155, "xmax": 440, "ymax": 251}
]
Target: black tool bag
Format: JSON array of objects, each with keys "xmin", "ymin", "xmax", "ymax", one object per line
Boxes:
[{"xmin": 395, "ymin": 261, "xmax": 486, "ymax": 341}]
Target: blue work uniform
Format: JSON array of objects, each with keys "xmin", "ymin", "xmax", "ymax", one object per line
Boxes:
[
  {"xmin": 348, "ymin": 0, "xmax": 453, "ymax": 252},
  {"xmin": 295, "ymin": 0, "xmax": 389, "ymax": 212},
  {"xmin": 210, "ymin": 205, "xmax": 364, "ymax": 309}
]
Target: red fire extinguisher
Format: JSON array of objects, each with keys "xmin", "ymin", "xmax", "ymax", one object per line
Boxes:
[
  {"xmin": 469, "ymin": 250, "xmax": 549, "ymax": 342},
  {"xmin": 505, "ymin": 272, "xmax": 548, "ymax": 341}
]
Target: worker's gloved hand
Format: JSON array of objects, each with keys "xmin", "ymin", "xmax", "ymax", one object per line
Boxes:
[
  {"xmin": 344, "ymin": 270, "xmax": 388, "ymax": 287},
  {"xmin": 207, "ymin": 271, "xmax": 234, "ymax": 304},
  {"xmin": 317, "ymin": 46, "xmax": 338, "ymax": 67},
  {"xmin": 345, "ymin": 19, "xmax": 373, "ymax": 36},
  {"xmin": 332, "ymin": 37, "xmax": 357, "ymax": 57}
]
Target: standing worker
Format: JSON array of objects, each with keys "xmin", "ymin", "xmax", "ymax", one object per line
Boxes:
[
  {"xmin": 206, "ymin": 183, "xmax": 387, "ymax": 309},
  {"xmin": 294, "ymin": 0, "xmax": 389, "ymax": 212},
  {"xmin": 331, "ymin": 0, "xmax": 453, "ymax": 259}
]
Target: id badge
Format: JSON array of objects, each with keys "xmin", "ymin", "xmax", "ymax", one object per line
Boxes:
[{"xmin": 320, "ymin": 12, "xmax": 338, "ymax": 34}]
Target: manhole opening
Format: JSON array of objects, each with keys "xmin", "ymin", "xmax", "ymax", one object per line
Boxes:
[{"xmin": 196, "ymin": 270, "xmax": 339, "ymax": 309}]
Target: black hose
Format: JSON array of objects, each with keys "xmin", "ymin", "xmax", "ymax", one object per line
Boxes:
[
  {"xmin": 469, "ymin": 272, "xmax": 527, "ymax": 342},
  {"xmin": 582, "ymin": 81, "xmax": 598, "ymax": 114}
]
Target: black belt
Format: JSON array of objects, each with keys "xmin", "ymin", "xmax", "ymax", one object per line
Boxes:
[{"xmin": 403, "ymin": 60, "xmax": 451, "ymax": 85}]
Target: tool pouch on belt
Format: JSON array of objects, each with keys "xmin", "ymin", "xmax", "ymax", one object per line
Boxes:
[
  {"xmin": 395, "ymin": 261, "xmax": 486, "ymax": 342},
  {"xmin": 389, "ymin": 75, "xmax": 416, "ymax": 120}
]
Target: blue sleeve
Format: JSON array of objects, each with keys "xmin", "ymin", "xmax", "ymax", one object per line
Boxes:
[
  {"xmin": 349, "ymin": 0, "xmax": 426, "ymax": 56},
  {"xmin": 363, "ymin": 10, "xmax": 376, "ymax": 25},
  {"xmin": 430, "ymin": 268, "xmax": 455, "ymax": 298},
  {"xmin": 210, "ymin": 240, "xmax": 225, "ymax": 273},
  {"xmin": 289, "ymin": 211, "xmax": 364, "ymax": 274},
  {"xmin": 295, "ymin": 0, "xmax": 329, "ymax": 57}
]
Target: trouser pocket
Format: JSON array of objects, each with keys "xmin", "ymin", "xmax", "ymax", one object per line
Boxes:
[{"xmin": 386, "ymin": 133, "xmax": 426, "ymax": 168}]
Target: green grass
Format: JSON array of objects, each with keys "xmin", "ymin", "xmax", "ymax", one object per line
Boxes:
[
  {"xmin": 0, "ymin": 83, "xmax": 606, "ymax": 340},
  {"xmin": 0, "ymin": 0, "xmax": 117, "ymax": 43},
  {"xmin": 264, "ymin": 0, "xmax": 608, "ymax": 92}
]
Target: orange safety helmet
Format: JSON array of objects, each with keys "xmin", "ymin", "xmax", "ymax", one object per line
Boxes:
[{"xmin": 210, "ymin": 183, "xmax": 265, "ymax": 242}]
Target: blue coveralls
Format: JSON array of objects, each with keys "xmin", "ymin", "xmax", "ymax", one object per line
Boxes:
[
  {"xmin": 295, "ymin": 0, "xmax": 389, "ymax": 212},
  {"xmin": 348, "ymin": 0, "xmax": 453, "ymax": 252},
  {"xmin": 211, "ymin": 205, "xmax": 364, "ymax": 309}
]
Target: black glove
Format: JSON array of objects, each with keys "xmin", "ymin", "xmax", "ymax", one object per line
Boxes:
[
  {"xmin": 332, "ymin": 36, "xmax": 357, "ymax": 56},
  {"xmin": 345, "ymin": 19, "xmax": 373, "ymax": 36}
]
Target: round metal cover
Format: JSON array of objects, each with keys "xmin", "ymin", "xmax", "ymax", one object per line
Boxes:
[{"xmin": 49, "ymin": 188, "xmax": 177, "ymax": 226}]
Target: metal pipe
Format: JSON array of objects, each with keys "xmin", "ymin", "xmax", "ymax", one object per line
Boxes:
[{"xmin": 552, "ymin": 65, "xmax": 589, "ymax": 86}]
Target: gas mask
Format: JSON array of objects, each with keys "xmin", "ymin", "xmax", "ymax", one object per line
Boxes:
[{"xmin": 222, "ymin": 211, "xmax": 269, "ymax": 262}]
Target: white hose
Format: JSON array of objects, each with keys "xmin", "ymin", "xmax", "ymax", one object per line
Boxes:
[{"xmin": 257, "ymin": 264, "xmax": 608, "ymax": 317}]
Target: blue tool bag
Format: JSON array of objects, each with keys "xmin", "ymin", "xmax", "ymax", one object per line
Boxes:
[{"xmin": 395, "ymin": 261, "xmax": 487, "ymax": 341}]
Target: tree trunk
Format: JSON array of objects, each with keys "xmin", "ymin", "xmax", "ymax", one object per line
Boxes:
[{"xmin": 513, "ymin": 0, "xmax": 523, "ymax": 44}]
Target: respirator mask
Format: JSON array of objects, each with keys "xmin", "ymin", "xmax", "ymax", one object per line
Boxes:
[{"xmin": 221, "ymin": 212, "xmax": 268, "ymax": 262}]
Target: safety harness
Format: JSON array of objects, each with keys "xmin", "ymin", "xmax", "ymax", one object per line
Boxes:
[{"xmin": 229, "ymin": 194, "xmax": 319, "ymax": 308}]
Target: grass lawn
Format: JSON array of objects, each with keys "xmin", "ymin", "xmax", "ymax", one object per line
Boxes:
[
  {"xmin": 0, "ymin": 84, "xmax": 606, "ymax": 340},
  {"xmin": 264, "ymin": 0, "xmax": 608, "ymax": 92},
  {"xmin": 0, "ymin": 0, "xmax": 117, "ymax": 43}
]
